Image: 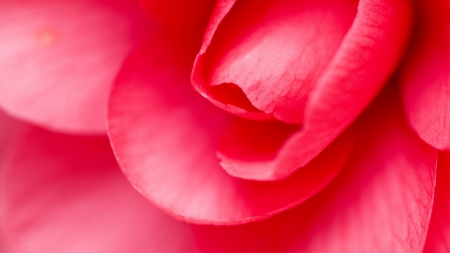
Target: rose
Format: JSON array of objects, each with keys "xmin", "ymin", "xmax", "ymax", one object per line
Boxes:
[{"xmin": 0, "ymin": 0, "xmax": 449, "ymax": 252}]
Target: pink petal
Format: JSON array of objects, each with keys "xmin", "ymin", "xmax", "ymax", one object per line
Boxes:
[
  {"xmin": 107, "ymin": 30, "xmax": 352, "ymax": 224},
  {"xmin": 138, "ymin": 0, "xmax": 215, "ymax": 31},
  {"xmin": 0, "ymin": 126, "xmax": 195, "ymax": 253},
  {"xmin": 423, "ymin": 152, "xmax": 450, "ymax": 252},
  {"xmin": 0, "ymin": 110, "xmax": 24, "ymax": 253},
  {"xmin": 193, "ymin": 87, "xmax": 437, "ymax": 252},
  {"xmin": 194, "ymin": 0, "xmax": 358, "ymax": 123},
  {"xmin": 0, "ymin": 0, "xmax": 153, "ymax": 134},
  {"xmin": 0, "ymin": 110, "xmax": 26, "ymax": 166},
  {"xmin": 400, "ymin": 0, "xmax": 450, "ymax": 150},
  {"xmin": 217, "ymin": 118, "xmax": 353, "ymax": 181},
  {"xmin": 0, "ymin": 110, "xmax": 27, "ymax": 253},
  {"xmin": 192, "ymin": 0, "xmax": 413, "ymax": 179}
]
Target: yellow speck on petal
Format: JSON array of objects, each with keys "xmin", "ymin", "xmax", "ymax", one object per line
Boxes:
[{"xmin": 36, "ymin": 28, "xmax": 58, "ymax": 47}]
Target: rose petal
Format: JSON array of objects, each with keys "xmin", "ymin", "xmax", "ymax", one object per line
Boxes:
[
  {"xmin": 107, "ymin": 30, "xmax": 352, "ymax": 224},
  {"xmin": 0, "ymin": 110, "xmax": 26, "ymax": 166},
  {"xmin": 0, "ymin": 111, "xmax": 24, "ymax": 253},
  {"xmin": 0, "ymin": 109, "xmax": 27, "ymax": 253},
  {"xmin": 192, "ymin": 0, "xmax": 413, "ymax": 179},
  {"xmin": 217, "ymin": 118, "xmax": 353, "ymax": 181},
  {"xmin": 195, "ymin": 0, "xmax": 358, "ymax": 123},
  {"xmin": 0, "ymin": 0, "xmax": 153, "ymax": 134},
  {"xmin": 193, "ymin": 86, "xmax": 437, "ymax": 252},
  {"xmin": 400, "ymin": 0, "xmax": 450, "ymax": 150},
  {"xmin": 0, "ymin": 126, "xmax": 195, "ymax": 253},
  {"xmin": 423, "ymin": 152, "xmax": 450, "ymax": 252},
  {"xmin": 216, "ymin": 119, "xmax": 300, "ymax": 180},
  {"xmin": 138, "ymin": 0, "xmax": 215, "ymax": 31}
]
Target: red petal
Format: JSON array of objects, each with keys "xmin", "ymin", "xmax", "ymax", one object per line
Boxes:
[
  {"xmin": 192, "ymin": 0, "xmax": 412, "ymax": 178},
  {"xmin": 0, "ymin": 0, "xmax": 152, "ymax": 134},
  {"xmin": 193, "ymin": 87, "xmax": 437, "ymax": 252},
  {"xmin": 108, "ymin": 31, "xmax": 351, "ymax": 224},
  {"xmin": 423, "ymin": 152, "xmax": 450, "ymax": 252},
  {"xmin": 195, "ymin": 0, "xmax": 358, "ymax": 123},
  {"xmin": 217, "ymin": 118, "xmax": 354, "ymax": 180},
  {"xmin": 0, "ymin": 127, "xmax": 195, "ymax": 253},
  {"xmin": 400, "ymin": 0, "xmax": 450, "ymax": 150},
  {"xmin": 138, "ymin": 0, "xmax": 215, "ymax": 31}
]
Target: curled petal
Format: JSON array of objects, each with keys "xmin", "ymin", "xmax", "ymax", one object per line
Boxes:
[
  {"xmin": 192, "ymin": 0, "xmax": 412, "ymax": 179},
  {"xmin": 194, "ymin": 0, "xmax": 358, "ymax": 123},
  {"xmin": 400, "ymin": 0, "xmax": 450, "ymax": 150},
  {"xmin": 107, "ymin": 30, "xmax": 352, "ymax": 224},
  {"xmin": 217, "ymin": 118, "xmax": 353, "ymax": 181},
  {"xmin": 193, "ymin": 87, "xmax": 437, "ymax": 253},
  {"xmin": 0, "ymin": 126, "xmax": 195, "ymax": 253},
  {"xmin": 0, "ymin": 0, "xmax": 153, "ymax": 134}
]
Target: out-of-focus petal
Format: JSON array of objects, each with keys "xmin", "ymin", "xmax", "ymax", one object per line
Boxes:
[
  {"xmin": 193, "ymin": 87, "xmax": 437, "ymax": 252},
  {"xmin": 0, "ymin": 110, "xmax": 26, "ymax": 166},
  {"xmin": 192, "ymin": 0, "xmax": 412, "ymax": 180},
  {"xmin": 0, "ymin": 126, "xmax": 195, "ymax": 253},
  {"xmin": 0, "ymin": 0, "xmax": 153, "ymax": 134},
  {"xmin": 423, "ymin": 152, "xmax": 450, "ymax": 253},
  {"xmin": 138, "ymin": 0, "xmax": 215, "ymax": 31},
  {"xmin": 107, "ymin": 30, "xmax": 352, "ymax": 224},
  {"xmin": 0, "ymin": 109, "xmax": 27, "ymax": 253},
  {"xmin": 400, "ymin": 0, "xmax": 450, "ymax": 150}
]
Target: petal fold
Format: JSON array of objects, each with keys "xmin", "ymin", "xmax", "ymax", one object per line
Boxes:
[
  {"xmin": 193, "ymin": 86, "xmax": 437, "ymax": 253},
  {"xmin": 400, "ymin": 0, "xmax": 450, "ymax": 150},
  {"xmin": 194, "ymin": 0, "xmax": 358, "ymax": 123},
  {"xmin": 108, "ymin": 30, "xmax": 351, "ymax": 224},
  {"xmin": 192, "ymin": 0, "xmax": 413, "ymax": 178},
  {"xmin": 217, "ymin": 118, "xmax": 353, "ymax": 181}
]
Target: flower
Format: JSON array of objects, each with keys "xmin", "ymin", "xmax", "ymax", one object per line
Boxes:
[{"xmin": 0, "ymin": 0, "xmax": 448, "ymax": 252}]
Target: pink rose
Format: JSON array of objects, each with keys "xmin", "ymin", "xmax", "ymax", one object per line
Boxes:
[{"xmin": 0, "ymin": 0, "xmax": 448, "ymax": 252}]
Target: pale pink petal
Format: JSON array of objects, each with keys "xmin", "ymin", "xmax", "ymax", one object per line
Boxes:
[
  {"xmin": 0, "ymin": 126, "xmax": 195, "ymax": 253},
  {"xmin": 423, "ymin": 152, "xmax": 450, "ymax": 252},
  {"xmin": 193, "ymin": 87, "xmax": 437, "ymax": 252},
  {"xmin": 138, "ymin": 0, "xmax": 215, "ymax": 31},
  {"xmin": 107, "ymin": 31, "xmax": 352, "ymax": 224},
  {"xmin": 0, "ymin": 0, "xmax": 153, "ymax": 134},
  {"xmin": 400, "ymin": 0, "xmax": 450, "ymax": 150},
  {"xmin": 192, "ymin": 0, "xmax": 413, "ymax": 179}
]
